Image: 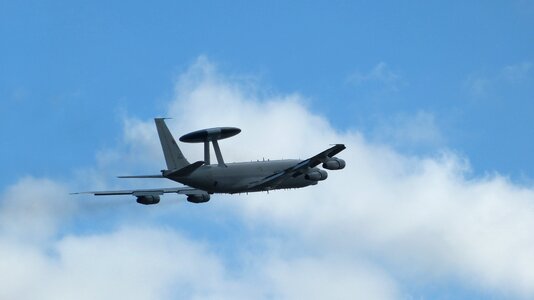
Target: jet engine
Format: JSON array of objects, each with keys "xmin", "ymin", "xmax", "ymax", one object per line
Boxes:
[
  {"xmin": 305, "ymin": 169, "xmax": 328, "ymax": 181},
  {"xmin": 322, "ymin": 157, "xmax": 346, "ymax": 170},
  {"xmin": 136, "ymin": 195, "xmax": 160, "ymax": 205},
  {"xmin": 187, "ymin": 194, "xmax": 211, "ymax": 203}
]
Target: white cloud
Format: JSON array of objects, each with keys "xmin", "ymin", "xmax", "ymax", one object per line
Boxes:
[
  {"xmin": 0, "ymin": 177, "xmax": 76, "ymax": 242},
  {"xmin": 348, "ymin": 62, "xmax": 406, "ymax": 91},
  {"xmin": 465, "ymin": 74, "xmax": 492, "ymax": 97},
  {"xmin": 0, "ymin": 177, "xmax": 397, "ymax": 300},
  {"xmin": 264, "ymin": 257, "xmax": 398, "ymax": 299},
  {"xmin": 143, "ymin": 57, "xmax": 534, "ymax": 297},
  {"xmin": 2, "ymin": 57, "xmax": 534, "ymax": 299},
  {"xmin": 0, "ymin": 226, "xmax": 258, "ymax": 300},
  {"xmin": 370, "ymin": 111, "xmax": 445, "ymax": 151},
  {"xmin": 502, "ymin": 61, "xmax": 532, "ymax": 82},
  {"xmin": 466, "ymin": 61, "xmax": 532, "ymax": 97}
]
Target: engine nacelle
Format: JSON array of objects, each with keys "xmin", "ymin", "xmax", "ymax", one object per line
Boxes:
[
  {"xmin": 187, "ymin": 194, "xmax": 211, "ymax": 203},
  {"xmin": 322, "ymin": 157, "xmax": 346, "ymax": 170},
  {"xmin": 305, "ymin": 169, "xmax": 328, "ymax": 181},
  {"xmin": 136, "ymin": 195, "xmax": 160, "ymax": 205}
]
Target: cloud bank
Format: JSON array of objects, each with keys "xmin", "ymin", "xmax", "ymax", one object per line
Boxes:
[{"xmin": 1, "ymin": 57, "xmax": 534, "ymax": 299}]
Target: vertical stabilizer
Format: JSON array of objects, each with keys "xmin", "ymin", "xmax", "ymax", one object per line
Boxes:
[{"xmin": 154, "ymin": 118, "xmax": 190, "ymax": 170}]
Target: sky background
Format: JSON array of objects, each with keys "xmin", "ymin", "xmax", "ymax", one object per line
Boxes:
[{"xmin": 1, "ymin": 1, "xmax": 534, "ymax": 299}]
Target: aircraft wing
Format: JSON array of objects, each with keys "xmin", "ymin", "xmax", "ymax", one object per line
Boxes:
[
  {"xmin": 71, "ymin": 186, "xmax": 207, "ymax": 196},
  {"xmin": 248, "ymin": 144, "xmax": 346, "ymax": 190}
]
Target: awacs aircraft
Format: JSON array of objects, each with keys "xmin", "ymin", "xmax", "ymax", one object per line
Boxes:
[{"xmin": 73, "ymin": 118, "xmax": 346, "ymax": 204}]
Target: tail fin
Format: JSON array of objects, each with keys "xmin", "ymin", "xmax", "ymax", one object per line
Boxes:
[{"xmin": 154, "ymin": 118, "xmax": 190, "ymax": 170}]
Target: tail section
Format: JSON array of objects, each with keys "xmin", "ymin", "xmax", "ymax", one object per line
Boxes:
[{"xmin": 154, "ymin": 118, "xmax": 190, "ymax": 170}]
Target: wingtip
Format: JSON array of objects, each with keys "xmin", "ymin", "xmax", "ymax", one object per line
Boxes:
[{"xmin": 330, "ymin": 143, "xmax": 346, "ymax": 147}]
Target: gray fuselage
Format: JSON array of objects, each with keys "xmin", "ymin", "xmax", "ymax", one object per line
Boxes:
[{"xmin": 168, "ymin": 159, "xmax": 318, "ymax": 193}]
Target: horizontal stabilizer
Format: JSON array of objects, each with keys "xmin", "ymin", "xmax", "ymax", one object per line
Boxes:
[
  {"xmin": 163, "ymin": 161, "xmax": 205, "ymax": 177},
  {"xmin": 118, "ymin": 174, "xmax": 165, "ymax": 178}
]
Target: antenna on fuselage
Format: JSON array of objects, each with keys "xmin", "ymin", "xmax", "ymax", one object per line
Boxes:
[{"xmin": 179, "ymin": 127, "xmax": 241, "ymax": 167}]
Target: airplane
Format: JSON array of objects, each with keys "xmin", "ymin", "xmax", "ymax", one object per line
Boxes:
[{"xmin": 73, "ymin": 118, "xmax": 346, "ymax": 205}]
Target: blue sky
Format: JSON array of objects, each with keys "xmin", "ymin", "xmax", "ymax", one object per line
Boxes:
[
  {"xmin": 1, "ymin": 1, "xmax": 534, "ymax": 299},
  {"xmin": 2, "ymin": 0, "xmax": 533, "ymax": 181}
]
